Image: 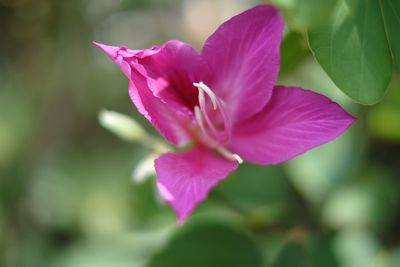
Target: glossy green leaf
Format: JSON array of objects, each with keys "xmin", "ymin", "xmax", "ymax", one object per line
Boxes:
[
  {"xmin": 309, "ymin": 0, "xmax": 392, "ymax": 104},
  {"xmin": 147, "ymin": 220, "xmax": 262, "ymax": 267},
  {"xmin": 380, "ymin": 0, "xmax": 400, "ymax": 71}
]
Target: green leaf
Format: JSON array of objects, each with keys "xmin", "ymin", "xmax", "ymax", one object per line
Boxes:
[
  {"xmin": 380, "ymin": 0, "xmax": 400, "ymax": 71},
  {"xmin": 147, "ymin": 220, "xmax": 262, "ymax": 267},
  {"xmin": 309, "ymin": 234, "xmax": 339, "ymax": 267},
  {"xmin": 308, "ymin": 0, "xmax": 392, "ymax": 104},
  {"xmin": 273, "ymin": 242, "xmax": 311, "ymax": 267}
]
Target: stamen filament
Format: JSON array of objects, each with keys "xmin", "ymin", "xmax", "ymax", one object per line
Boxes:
[
  {"xmin": 193, "ymin": 81, "xmax": 242, "ymax": 163},
  {"xmin": 194, "ymin": 105, "xmax": 216, "ymax": 146},
  {"xmin": 198, "ymin": 89, "xmax": 220, "ymax": 139},
  {"xmin": 193, "ymin": 82, "xmax": 217, "ymax": 110},
  {"xmin": 216, "ymin": 99, "xmax": 232, "ymax": 141}
]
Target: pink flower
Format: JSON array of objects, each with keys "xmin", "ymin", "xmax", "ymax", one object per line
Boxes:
[{"xmin": 94, "ymin": 5, "xmax": 355, "ymax": 222}]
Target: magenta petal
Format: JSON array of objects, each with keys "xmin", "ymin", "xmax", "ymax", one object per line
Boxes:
[
  {"xmin": 93, "ymin": 42, "xmax": 119, "ymax": 59},
  {"xmin": 201, "ymin": 5, "xmax": 284, "ymax": 123},
  {"xmin": 95, "ymin": 41, "xmax": 213, "ymax": 146},
  {"xmin": 129, "ymin": 68, "xmax": 191, "ymax": 146},
  {"xmin": 136, "ymin": 40, "xmax": 211, "ymax": 111},
  {"xmin": 155, "ymin": 147, "xmax": 238, "ymax": 222},
  {"xmin": 93, "ymin": 41, "xmax": 161, "ymax": 79},
  {"xmin": 93, "ymin": 41, "xmax": 158, "ymax": 60},
  {"xmin": 228, "ymin": 86, "xmax": 356, "ymax": 165},
  {"xmin": 93, "ymin": 42, "xmax": 137, "ymax": 78},
  {"xmin": 94, "ymin": 41, "xmax": 205, "ymax": 146}
]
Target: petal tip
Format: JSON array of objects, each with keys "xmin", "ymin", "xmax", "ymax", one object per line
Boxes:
[
  {"xmin": 92, "ymin": 41, "xmax": 119, "ymax": 59},
  {"xmin": 346, "ymin": 113, "xmax": 358, "ymax": 128},
  {"xmin": 177, "ymin": 214, "xmax": 188, "ymax": 225}
]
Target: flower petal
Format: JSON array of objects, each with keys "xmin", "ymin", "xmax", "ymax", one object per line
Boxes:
[
  {"xmin": 201, "ymin": 5, "xmax": 284, "ymax": 123},
  {"xmin": 93, "ymin": 42, "xmax": 159, "ymax": 62},
  {"xmin": 94, "ymin": 41, "xmax": 212, "ymax": 146},
  {"xmin": 93, "ymin": 42, "xmax": 145, "ymax": 78},
  {"xmin": 155, "ymin": 146, "xmax": 238, "ymax": 222},
  {"xmin": 129, "ymin": 69, "xmax": 191, "ymax": 146},
  {"xmin": 136, "ymin": 40, "xmax": 211, "ymax": 111},
  {"xmin": 95, "ymin": 40, "xmax": 210, "ymax": 112},
  {"xmin": 228, "ymin": 86, "xmax": 356, "ymax": 164}
]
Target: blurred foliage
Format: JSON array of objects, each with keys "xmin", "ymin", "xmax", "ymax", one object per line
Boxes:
[
  {"xmin": 0, "ymin": 0, "xmax": 400, "ymax": 267},
  {"xmin": 269, "ymin": 0, "xmax": 338, "ymax": 31},
  {"xmin": 308, "ymin": 0, "xmax": 392, "ymax": 105},
  {"xmin": 148, "ymin": 219, "xmax": 262, "ymax": 267}
]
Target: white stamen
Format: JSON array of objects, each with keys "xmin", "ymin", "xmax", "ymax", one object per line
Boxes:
[
  {"xmin": 232, "ymin": 154, "xmax": 243, "ymax": 164},
  {"xmin": 193, "ymin": 82, "xmax": 240, "ymax": 163},
  {"xmin": 195, "ymin": 105, "xmax": 216, "ymax": 146},
  {"xmin": 217, "ymin": 147, "xmax": 243, "ymax": 164},
  {"xmin": 193, "ymin": 82, "xmax": 217, "ymax": 110},
  {"xmin": 194, "ymin": 106, "xmax": 203, "ymax": 127},
  {"xmin": 198, "ymin": 88, "xmax": 206, "ymax": 109}
]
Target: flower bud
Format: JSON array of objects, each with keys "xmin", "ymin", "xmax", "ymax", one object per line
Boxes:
[{"xmin": 99, "ymin": 110, "xmax": 147, "ymax": 142}]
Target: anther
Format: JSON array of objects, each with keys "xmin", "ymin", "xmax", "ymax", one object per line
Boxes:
[{"xmin": 217, "ymin": 147, "xmax": 243, "ymax": 164}]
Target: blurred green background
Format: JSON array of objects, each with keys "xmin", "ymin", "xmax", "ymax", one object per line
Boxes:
[{"xmin": 1, "ymin": 0, "xmax": 400, "ymax": 266}]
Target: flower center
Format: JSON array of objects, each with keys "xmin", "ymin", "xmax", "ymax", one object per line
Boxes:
[{"xmin": 193, "ymin": 82, "xmax": 243, "ymax": 164}]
